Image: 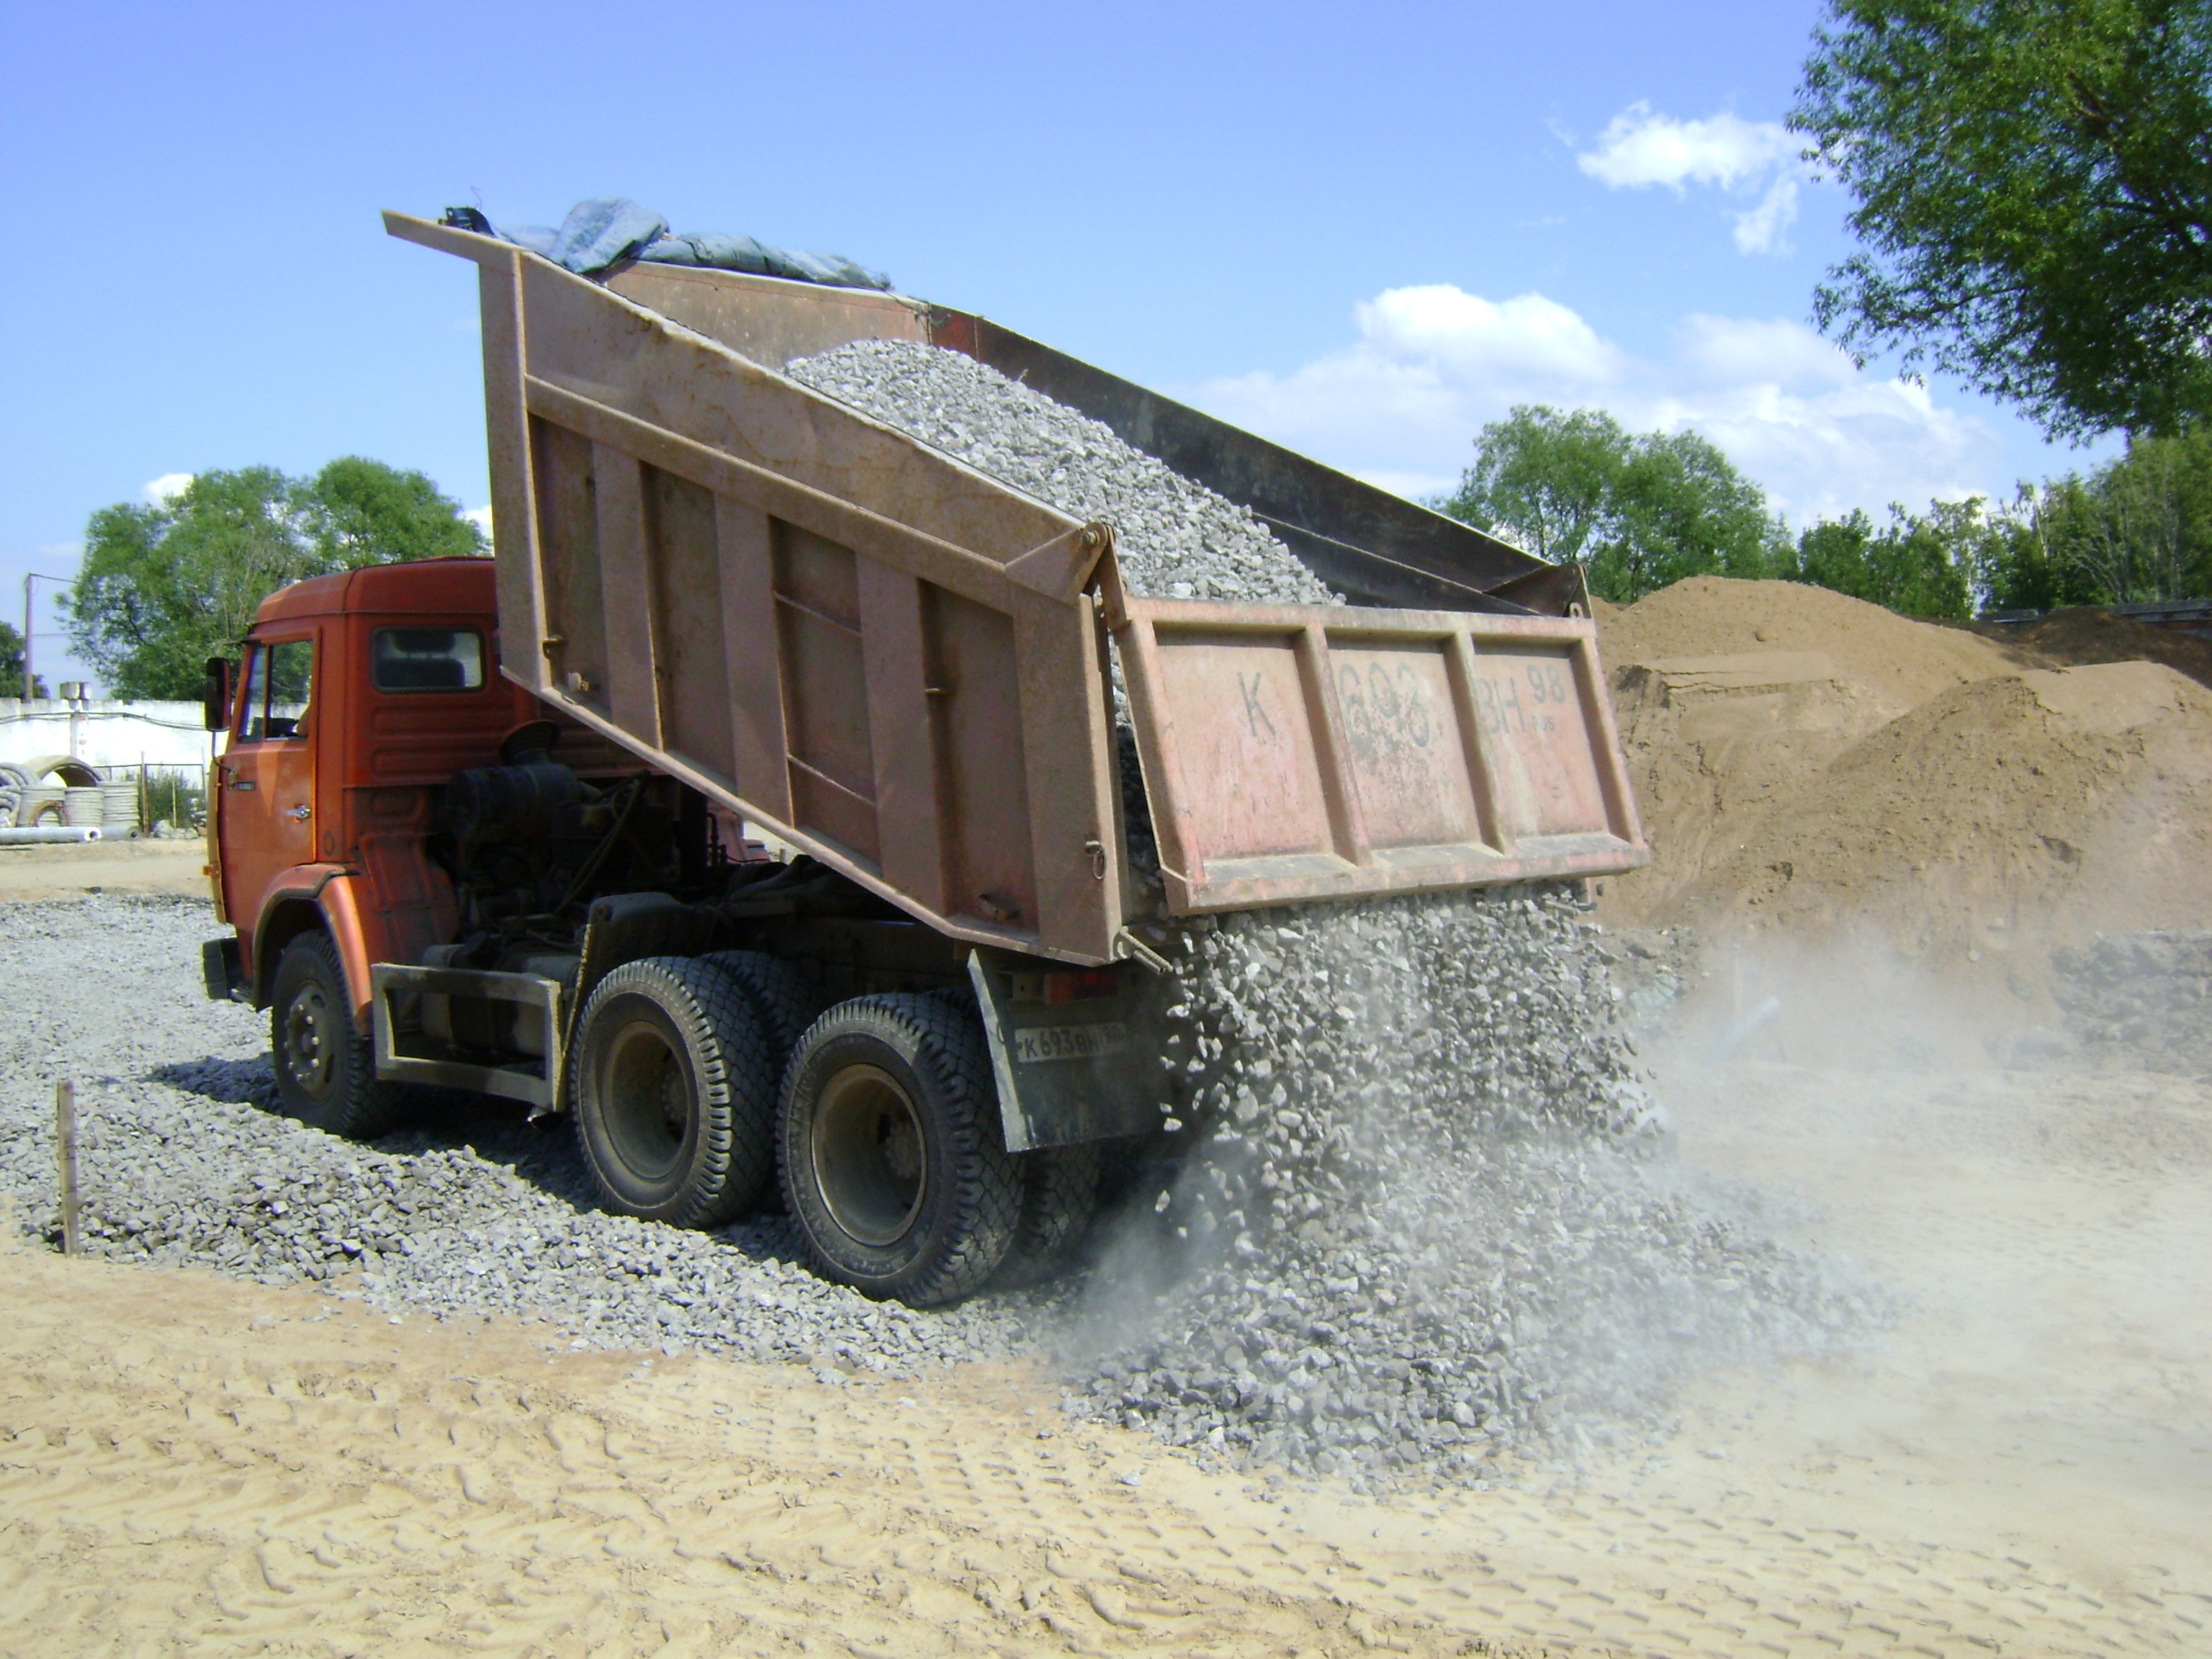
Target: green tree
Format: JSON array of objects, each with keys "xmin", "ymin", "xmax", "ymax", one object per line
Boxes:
[
  {"xmin": 1601, "ymin": 430, "xmax": 1788, "ymax": 601},
  {"xmin": 66, "ymin": 459, "xmax": 484, "ymax": 698},
  {"xmin": 301, "ymin": 456, "xmax": 486, "ymax": 565},
  {"xmin": 1789, "ymin": 502, "xmax": 1977, "ymax": 619},
  {"xmin": 1442, "ymin": 404, "xmax": 1784, "ymax": 603},
  {"xmin": 1986, "ymin": 428, "xmax": 2212, "ymax": 605},
  {"xmin": 1794, "ymin": 0, "xmax": 2212, "ymax": 439},
  {"xmin": 0, "ymin": 621, "xmax": 35, "ymax": 697},
  {"xmin": 1441, "ymin": 405, "xmax": 1629, "ymax": 565}
]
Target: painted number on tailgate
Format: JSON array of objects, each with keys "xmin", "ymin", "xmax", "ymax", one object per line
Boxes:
[{"xmin": 1013, "ymin": 1022, "xmax": 1131, "ymax": 1064}]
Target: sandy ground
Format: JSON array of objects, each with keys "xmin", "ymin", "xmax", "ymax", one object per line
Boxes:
[
  {"xmin": 2, "ymin": 1051, "xmax": 2206, "ymax": 1657},
  {"xmin": 0, "ymin": 836, "xmax": 211, "ymax": 901}
]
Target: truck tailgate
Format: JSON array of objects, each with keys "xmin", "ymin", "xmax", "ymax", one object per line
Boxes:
[{"xmin": 1108, "ymin": 578, "xmax": 1646, "ymax": 913}]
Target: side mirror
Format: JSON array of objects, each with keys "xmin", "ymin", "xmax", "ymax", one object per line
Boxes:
[{"xmin": 203, "ymin": 657, "xmax": 234, "ymax": 733}]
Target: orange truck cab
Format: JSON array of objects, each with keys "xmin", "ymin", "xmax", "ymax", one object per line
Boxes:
[{"xmin": 206, "ymin": 557, "xmax": 529, "ymax": 1022}]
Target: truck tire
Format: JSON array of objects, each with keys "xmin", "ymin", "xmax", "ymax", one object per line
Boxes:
[
  {"xmin": 992, "ymin": 1141, "xmax": 1102, "ymax": 1288},
  {"xmin": 571, "ymin": 956, "xmax": 777, "ymax": 1228},
  {"xmin": 270, "ymin": 930, "xmax": 410, "ymax": 1140},
  {"xmin": 779, "ymin": 994, "xmax": 1018, "ymax": 1307},
  {"xmin": 697, "ymin": 950, "xmax": 822, "ymax": 1076}
]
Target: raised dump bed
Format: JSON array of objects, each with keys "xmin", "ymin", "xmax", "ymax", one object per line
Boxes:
[{"xmin": 383, "ymin": 212, "xmax": 1647, "ymax": 966}]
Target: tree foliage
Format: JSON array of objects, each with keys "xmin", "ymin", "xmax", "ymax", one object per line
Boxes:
[
  {"xmin": 0, "ymin": 621, "xmax": 37, "ymax": 698},
  {"xmin": 1981, "ymin": 431, "xmax": 2212, "ymax": 608},
  {"xmin": 1440, "ymin": 405, "xmax": 1786, "ymax": 603},
  {"xmin": 1788, "ymin": 503, "xmax": 1979, "ymax": 619},
  {"xmin": 300, "ymin": 456, "xmax": 487, "ymax": 567},
  {"xmin": 66, "ymin": 459, "xmax": 485, "ymax": 698},
  {"xmin": 1793, "ymin": 0, "xmax": 2212, "ymax": 439},
  {"xmin": 1442, "ymin": 401, "xmax": 2212, "ymax": 622}
]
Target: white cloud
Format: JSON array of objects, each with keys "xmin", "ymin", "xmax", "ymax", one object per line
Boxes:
[
  {"xmin": 1577, "ymin": 103, "xmax": 1809, "ymax": 256},
  {"xmin": 1673, "ymin": 313, "xmax": 1856, "ymax": 389},
  {"xmin": 1732, "ymin": 176, "xmax": 1800, "ymax": 256},
  {"xmin": 1577, "ymin": 103, "xmax": 1795, "ymax": 192},
  {"xmin": 462, "ymin": 503, "xmax": 494, "ymax": 539},
  {"xmin": 1186, "ymin": 286, "xmax": 2004, "ymax": 528},
  {"xmin": 1357, "ymin": 287, "xmax": 1624, "ymax": 383},
  {"xmin": 142, "ymin": 472, "xmax": 193, "ymax": 505}
]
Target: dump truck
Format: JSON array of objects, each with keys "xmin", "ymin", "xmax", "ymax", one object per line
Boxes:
[{"xmin": 199, "ymin": 210, "xmax": 1647, "ymax": 1306}]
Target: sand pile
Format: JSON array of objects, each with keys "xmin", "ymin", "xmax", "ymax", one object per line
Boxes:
[
  {"xmin": 1596, "ymin": 578, "xmax": 2212, "ymax": 1013},
  {"xmin": 1964, "ymin": 606, "xmax": 2212, "ymax": 693},
  {"xmin": 1678, "ymin": 661, "xmax": 2212, "ymax": 957},
  {"xmin": 1596, "ymin": 575, "xmax": 2028, "ymax": 710},
  {"xmin": 1597, "ymin": 578, "xmax": 2034, "ymax": 927}
]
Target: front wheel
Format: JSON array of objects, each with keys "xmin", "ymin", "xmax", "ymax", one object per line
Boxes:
[
  {"xmin": 270, "ymin": 930, "xmax": 409, "ymax": 1139},
  {"xmin": 778, "ymin": 994, "xmax": 1018, "ymax": 1307}
]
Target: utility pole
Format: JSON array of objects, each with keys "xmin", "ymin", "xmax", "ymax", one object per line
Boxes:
[{"xmin": 23, "ymin": 571, "xmax": 72, "ymax": 701}]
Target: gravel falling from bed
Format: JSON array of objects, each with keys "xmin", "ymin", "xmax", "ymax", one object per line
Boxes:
[{"xmin": 788, "ymin": 339, "xmax": 1879, "ymax": 1487}]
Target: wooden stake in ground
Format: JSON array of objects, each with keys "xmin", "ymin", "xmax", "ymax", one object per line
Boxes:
[{"xmin": 55, "ymin": 1079, "xmax": 80, "ymax": 1256}]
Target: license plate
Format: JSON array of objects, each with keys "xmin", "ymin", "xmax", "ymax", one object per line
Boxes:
[{"xmin": 1012, "ymin": 1021, "xmax": 1130, "ymax": 1064}]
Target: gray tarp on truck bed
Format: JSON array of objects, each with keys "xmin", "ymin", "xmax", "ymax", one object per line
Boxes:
[{"xmin": 441, "ymin": 198, "xmax": 891, "ymax": 289}]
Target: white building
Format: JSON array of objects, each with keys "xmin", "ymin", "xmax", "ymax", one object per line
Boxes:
[{"xmin": 0, "ymin": 698, "xmax": 217, "ymax": 778}]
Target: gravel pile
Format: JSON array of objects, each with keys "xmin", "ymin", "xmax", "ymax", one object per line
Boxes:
[
  {"xmin": 2054, "ymin": 930, "xmax": 2212, "ymax": 1074},
  {"xmin": 0, "ymin": 898, "xmax": 1050, "ymax": 1377},
  {"xmin": 1063, "ymin": 890, "xmax": 1868, "ymax": 1486},
  {"xmin": 787, "ymin": 338, "xmax": 1338, "ymax": 608},
  {"xmin": 791, "ymin": 341, "xmax": 1871, "ymax": 1485}
]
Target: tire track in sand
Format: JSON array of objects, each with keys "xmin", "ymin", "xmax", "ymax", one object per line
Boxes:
[
  {"xmin": 0, "ymin": 1242, "xmax": 1466, "ymax": 1658},
  {"xmin": 1, "ymin": 1228, "xmax": 2202, "ymax": 1656}
]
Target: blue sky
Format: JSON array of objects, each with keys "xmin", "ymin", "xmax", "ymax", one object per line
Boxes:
[{"xmin": 0, "ymin": 1, "xmax": 2108, "ymax": 689}]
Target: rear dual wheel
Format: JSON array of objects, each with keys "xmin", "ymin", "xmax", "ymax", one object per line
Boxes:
[
  {"xmin": 570, "ymin": 957, "xmax": 778, "ymax": 1228},
  {"xmin": 778, "ymin": 993, "xmax": 1101, "ymax": 1306},
  {"xmin": 572, "ymin": 962, "xmax": 1100, "ymax": 1306},
  {"xmin": 778, "ymin": 994, "xmax": 1022, "ymax": 1307}
]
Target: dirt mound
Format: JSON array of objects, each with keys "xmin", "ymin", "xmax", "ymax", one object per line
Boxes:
[
  {"xmin": 1959, "ymin": 606, "xmax": 2212, "ymax": 692},
  {"xmin": 1593, "ymin": 579, "xmax": 2212, "ymax": 1018},
  {"xmin": 1674, "ymin": 661, "xmax": 2212, "ymax": 996},
  {"xmin": 1595, "ymin": 575, "xmax": 2031, "ymax": 712},
  {"xmin": 1595, "ymin": 578, "xmax": 2044, "ymax": 930}
]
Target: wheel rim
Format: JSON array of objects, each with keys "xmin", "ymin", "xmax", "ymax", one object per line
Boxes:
[
  {"xmin": 283, "ymin": 982, "xmax": 336, "ymax": 1098},
  {"xmin": 811, "ymin": 1063, "xmax": 926, "ymax": 1248},
  {"xmin": 601, "ymin": 1019, "xmax": 691, "ymax": 1179}
]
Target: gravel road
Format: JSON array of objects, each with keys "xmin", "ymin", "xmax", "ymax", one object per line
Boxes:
[{"xmin": 0, "ymin": 897, "xmax": 1052, "ymax": 1377}]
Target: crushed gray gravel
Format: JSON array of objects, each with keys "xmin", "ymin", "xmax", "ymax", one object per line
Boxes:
[
  {"xmin": 788, "ymin": 339, "xmax": 1879, "ymax": 1487},
  {"xmin": 0, "ymin": 897, "xmax": 1051, "ymax": 1377},
  {"xmin": 1061, "ymin": 889, "xmax": 1873, "ymax": 1488},
  {"xmin": 786, "ymin": 338, "xmax": 1338, "ymax": 608},
  {"xmin": 2054, "ymin": 930, "xmax": 2212, "ymax": 1075}
]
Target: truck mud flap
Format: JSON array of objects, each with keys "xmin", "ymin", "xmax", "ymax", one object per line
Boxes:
[
  {"xmin": 371, "ymin": 964, "xmax": 567, "ymax": 1111},
  {"xmin": 966, "ymin": 950, "xmax": 1165, "ymax": 1152},
  {"xmin": 567, "ymin": 891, "xmax": 714, "ymax": 1046},
  {"xmin": 201, "ymin": 937, "xmax": 243, "ymax": 1003}
]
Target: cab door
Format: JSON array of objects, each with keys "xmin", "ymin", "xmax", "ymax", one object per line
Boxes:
[{"xmin": 217, "ymin": 633, "xmax": 319, "ymax": 972}]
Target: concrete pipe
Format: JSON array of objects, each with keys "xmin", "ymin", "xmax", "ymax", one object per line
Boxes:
[{"xmin": 0, "ymin": 826, "xmax": 103, "ymax": 845}]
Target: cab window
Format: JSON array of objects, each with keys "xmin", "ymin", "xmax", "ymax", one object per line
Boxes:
[
  {"xmin": 238, "ymin": 638, "xmax": 314, "ymax": 741},
  {"xmin": 372, "ymin": 626, "xmax": 484, "ymax": 692}
]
